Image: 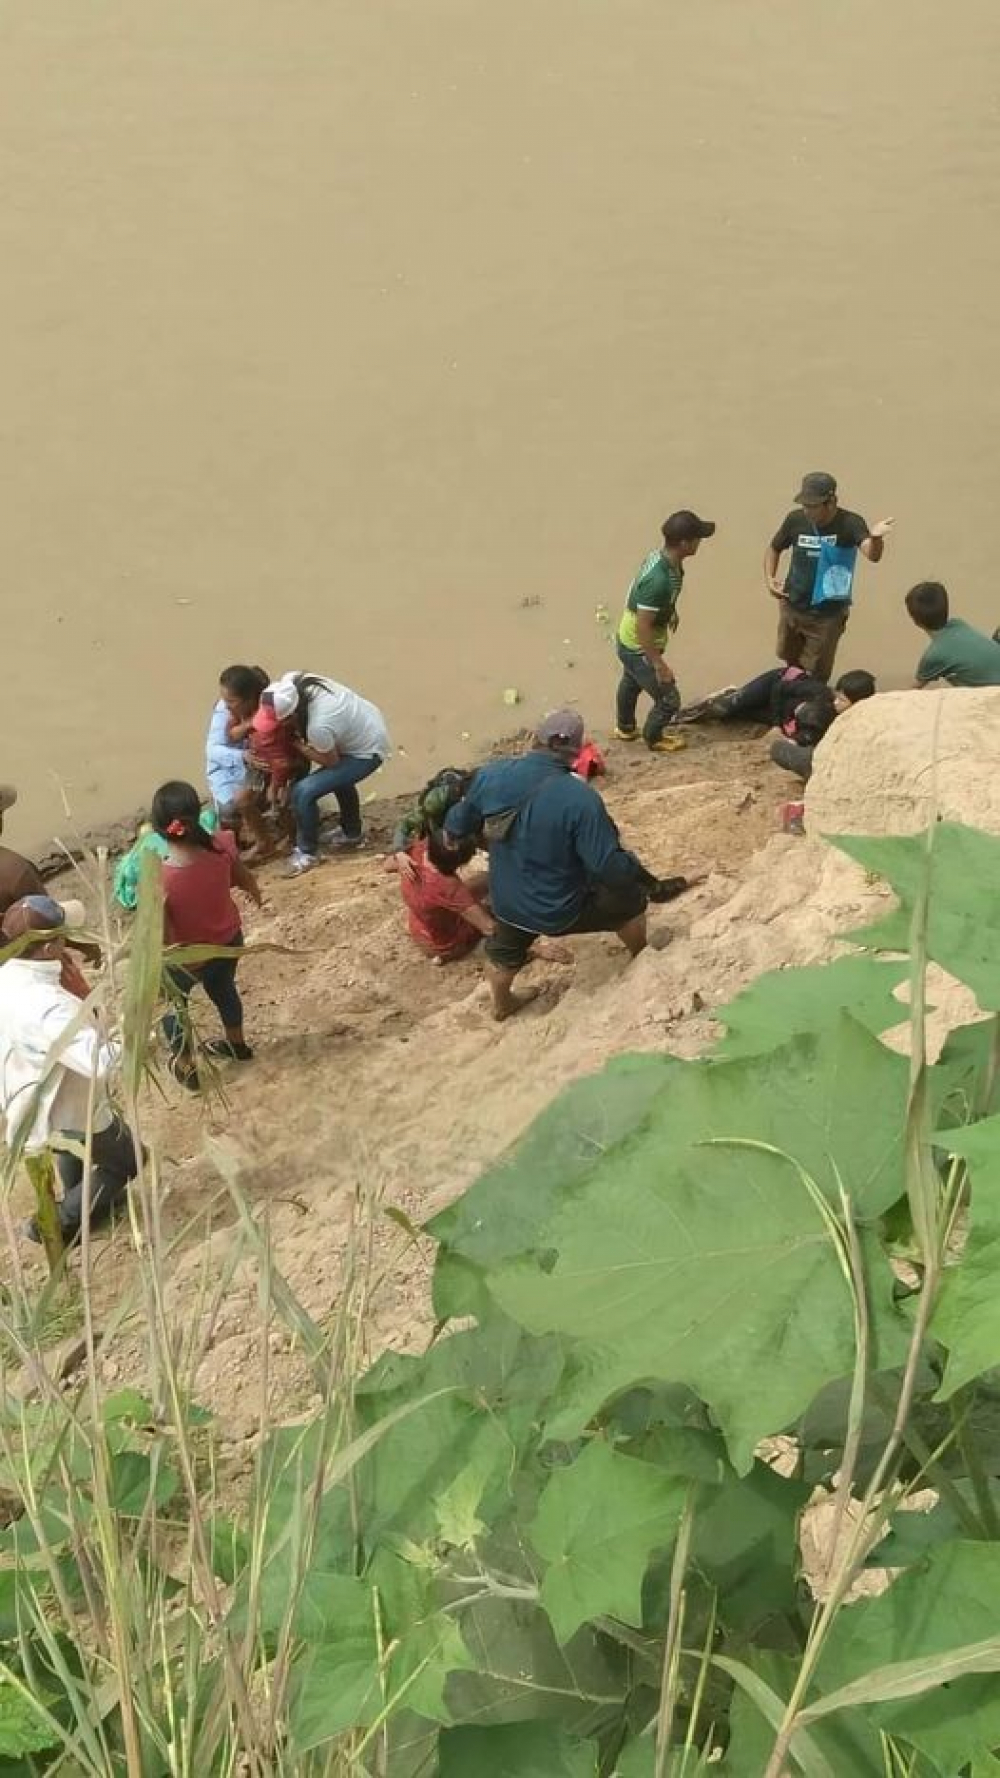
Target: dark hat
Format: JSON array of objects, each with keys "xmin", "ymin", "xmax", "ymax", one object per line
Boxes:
[
  {"xmin": 795, "ymin": 472, "xmax": 837, "ymax": 504},
  {"xmin": 2, "ymin": 894, "xmax": 83, "ymax": 944},
  {"xmin": 535, "ymin": 708, "xmax": 586, "ymax": 751},
  {"xmin": 661, "ymin": 510, "xmax": 716, "ymax": 544}
]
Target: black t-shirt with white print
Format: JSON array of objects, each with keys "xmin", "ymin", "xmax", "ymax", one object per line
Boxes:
[{"xmin": 771, "ymin": 507, "xmax": 870, "ymax": 612}]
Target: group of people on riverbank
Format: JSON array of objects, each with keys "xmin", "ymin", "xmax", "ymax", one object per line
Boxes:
[{"xmin": 4, "ymin": 465, "xmax": 1000, "ymax": 1242}]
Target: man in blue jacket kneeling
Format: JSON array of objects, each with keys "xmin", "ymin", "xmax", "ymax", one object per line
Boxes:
[{"xmin": 445, "ymin": 709, "xmax": 690, "ymax": 1021}]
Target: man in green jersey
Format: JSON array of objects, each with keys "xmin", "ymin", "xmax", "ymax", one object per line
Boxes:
[
  {"xmin": 905, "ymin": 581, "xmax": 1000, "ymax": 687},
  {"xmin": 614, "ymin": 510, "xmax": 716, "ymax": 750}
]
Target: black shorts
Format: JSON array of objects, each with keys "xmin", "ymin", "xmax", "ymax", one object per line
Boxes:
[{"xmin": 485, "ymin": 880, "xmax": 648, "ymax": 973}]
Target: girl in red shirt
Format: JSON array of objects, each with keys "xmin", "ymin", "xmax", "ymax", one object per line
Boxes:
[{"xmin": 153, "ymin": 781, "xmax": 262, "ymax": 1088}]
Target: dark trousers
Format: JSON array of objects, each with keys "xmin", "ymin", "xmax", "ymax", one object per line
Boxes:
[
  {"xmin": 54, "ymin": 1113, "xmax": 137, "ymax": 1237},
  {"xmin": 771, "ymin": 737, "xmax": 815, "ymax": 781},
  {"xmin": 615, "ymin": 641, "xmax": 681, "ymax": 744},
  {"xmin": 723, "ymin": 669, "xmax": 784, "ymax": 722},
  {"xmin": 163, "ymin": 936, "xmax": 244, "ymax": 1053}
]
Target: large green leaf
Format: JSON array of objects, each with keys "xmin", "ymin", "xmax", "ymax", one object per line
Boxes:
[
  {"xmin": 438, "ymin": 1721, "xmax": 597, "ymax": 1776},
  {"xmin": 613, "ymin": 1742, "xmax": 656, "ymax": 1776},
  {"xmin": 690, "ymin": 1460, "xmax": 809, "ymax": 1634},
  {"xmin": 287, "ymin": 1552, "xmax": 474, "ymax": 1750},
  {"xmin": 490, "ymin": 1017, "xmax": 910, "ymax": 1464},
  {"xmin": 932, "ymin": 1016, "xmax": 1000, "ymax": 1128},
  {"xmin": 835, "ymin": 824, "xmax": 1000, "ymax": 1010},
  {"xmin": 930, "ymin": 1123, "xmax": 1000, "ymax": 1397},
  {"xmin": 256, "ymin": 1332, "xmax": 532, "ymax": 1587},
  {"xmin": 0, "ymin": 1682, "xmax": 60, "ymax": 1757},
  {"xmin": 714, "ymin": 956, "xmax": 910, "ymax": 1060},
  {"xmin": 812, "ymin": 1540, "xmax": 1000, "ymax": 1772},
  {"xmin": 529, "ymin": 1440, "xmax": 687, "ymax": 1643},
  {"xmin": 354, "ymin": 1315, "xmax": 565, "ymax": 1533},
  {"xmin": 362, "ymin": 1712, "xmax": 439, "ymax": 1778},
  {"xmin": 719, "ymin": 1650, "xmax": 887, "ymax": 1777},
  {"xmin": 447, "ymin": 1596, "xmax": 626, "ymax": 1736},
  {"xmin": 428, "ymin": 1054, "xmax": 679, "ymax": 1313}
]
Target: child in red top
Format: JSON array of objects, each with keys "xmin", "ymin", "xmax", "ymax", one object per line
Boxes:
[
  {"xmin": 387, "ymin": 830, "xmax": 571, "ymax": 971},
  {"xmin": 392, "ymin": 832, "xmax": 491, "ymax": 963},
  {"xmin": 153, "ymin": 780, "xmax": 262, "ymax": 1088},
  {"xmin": 247, "ymin": 705, "xmax": 301, "ymax": 801}
]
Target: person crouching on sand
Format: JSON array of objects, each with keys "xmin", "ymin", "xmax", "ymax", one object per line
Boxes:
[
  {"xmin": 152, "ymin": 781, "xmax": 262, "ymax": 1090},
  {"xmin": 444, "ymin": 708, "xmax": 695, "ymax": 1020},
  {"xmin": 386, "ymin": 826, "xmax": 570, "ymax": 970}
]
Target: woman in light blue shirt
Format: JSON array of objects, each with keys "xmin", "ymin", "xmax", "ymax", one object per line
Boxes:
[{"xmin": 205, "ymin": 665, "xmax": 270, "ymax": 848}]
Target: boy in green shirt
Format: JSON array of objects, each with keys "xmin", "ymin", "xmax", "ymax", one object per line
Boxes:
[
  {"xmin": 615, "ymin": 510, "xmax": 716, "ymax": 751},
  {"xmin": 905, "ymin": 582, "xmax": 1000, "ymax": 688}
]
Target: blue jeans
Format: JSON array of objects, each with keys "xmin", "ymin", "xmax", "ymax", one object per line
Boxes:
[
  {"xmin": 290, "ymin": 755, "xmax": 381, "ymax": 854},
  {"xmin": 615, "ymin": 641, "xmax": 681, "ymax": 744}
]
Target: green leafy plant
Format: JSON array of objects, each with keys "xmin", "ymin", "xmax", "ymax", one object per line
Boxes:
[{"xmin": 4, "ymin": 821, "xmax": 1000, "ymax": 1774}]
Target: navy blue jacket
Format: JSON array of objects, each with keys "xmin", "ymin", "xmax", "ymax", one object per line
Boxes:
[{"xmin": 444, "ymin": 752, "xmax": 646, "ymax": 932}]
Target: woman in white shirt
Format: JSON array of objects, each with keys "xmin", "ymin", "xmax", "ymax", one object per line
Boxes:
[{"xmin": 263, "ymin": 673, "xmax": 391, "ymax": 877}]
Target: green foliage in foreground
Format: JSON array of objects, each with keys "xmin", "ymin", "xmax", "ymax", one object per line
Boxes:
[{"xmin": 4, "ymin": 822, "xmax": 1000, "ymax": 1774}]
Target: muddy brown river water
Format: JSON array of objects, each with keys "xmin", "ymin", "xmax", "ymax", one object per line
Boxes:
[{"xmin": 2, "ymin": 0, "xmax": 998, "ymax": 849}]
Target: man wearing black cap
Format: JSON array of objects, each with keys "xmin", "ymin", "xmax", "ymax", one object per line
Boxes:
[
  {"xmin": 765, "ymin": 473, "xmax": 893, "ymax": 681},
  {"xmin": 614, "ymin": 510, "xmax": 716, "ymax": 750}
]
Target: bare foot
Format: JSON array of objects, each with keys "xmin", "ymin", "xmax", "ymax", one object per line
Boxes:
[
  {"xmin": 492, "ymin": 985, "xmax": 541, "ymax": 1023},
  {"xmin": 531, "ymin": 939, "xmax": 573, "ymax": 965}
]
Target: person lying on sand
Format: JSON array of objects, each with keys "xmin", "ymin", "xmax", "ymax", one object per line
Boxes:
[
  {"xmin": 679, "ymin": 666, "xmax": 875, "ymax": 786},
  {"xmin": 444, "ymin": 708, "xmax": 695, "ymax": 1021},
  {"xmin": 679, "ymin": 666, "xmax": 875, "ymax": 729}
]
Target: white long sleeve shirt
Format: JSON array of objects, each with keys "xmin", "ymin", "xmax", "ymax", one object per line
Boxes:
[{"xmin": 0, "ymin": 958, "xmax": 119, "ymax": 1154}]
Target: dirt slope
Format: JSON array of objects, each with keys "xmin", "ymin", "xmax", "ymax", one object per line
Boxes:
[{"xmin": 19, "ymin": 698, "xmax": 982, "ymax": 1488}]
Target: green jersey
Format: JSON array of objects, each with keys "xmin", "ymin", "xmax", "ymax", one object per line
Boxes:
[
  {"xmin": 618, "ymin": 551, "xmax": 684, "ymax": 652},
  {"xmin": 915, "ymin": 618, "xmax": 1000, "ymax": 688}
]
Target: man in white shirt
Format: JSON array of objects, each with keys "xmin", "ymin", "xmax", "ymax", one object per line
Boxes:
[
  {"xmin": 263, "ymin": 673, "xmax": 392, "ymax": 877},
  {"xmin": 0, "ymin": 896, "xmax": 137, "ymax": 1243}
]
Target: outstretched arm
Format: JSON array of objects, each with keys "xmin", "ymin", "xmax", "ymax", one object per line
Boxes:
[{"xmin": 860, "ymin": 517, "xmax": 894, "ymax": 562}]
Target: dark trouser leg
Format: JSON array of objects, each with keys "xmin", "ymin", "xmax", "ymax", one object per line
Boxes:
[
  {"xmin": 615, "ymin": 657, "xmax": 642, "ymax": 733},
  {"xmin": 199, "ymin": 954, "xmax": 245, "ymax": 1038},
  {"xmin": 799, "ymin": 612, "xmax": 847, "ymax": 683},
  {"xmin": 776, "ymin": 603, "xmax": 805, "ymax": 669},
  {"xmin": 162, "ymin": 968, "xmax": 196, "ymax": 1057},
  {"xmin": 770, "ymin": 738, "xmax": 815, "ymax": 781},
  {"xmin": 642, "ymin": 679, "xmax": 681, "ymax": 745},
  {"xmin": 616, "ymin": 643, "xmax": 680, "ymax": 745},
  {"xmin": 54, "ymin": 1114, "xmax": 138, "ymax": 1237},
  {"xmin": 725, "ymin": 668, "xmax": 784, "ymax": 721}
]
